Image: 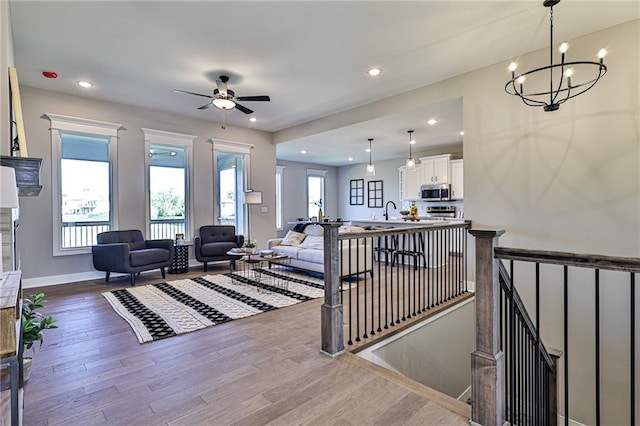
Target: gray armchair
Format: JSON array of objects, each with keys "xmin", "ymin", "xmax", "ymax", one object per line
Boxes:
[
  {"xmin": 92, "ymin": 230, "xmax": 174, "ymax": 285},
  {"xmin": 194, "ymin": 225, "xmax": 244, "ymax": 271}
]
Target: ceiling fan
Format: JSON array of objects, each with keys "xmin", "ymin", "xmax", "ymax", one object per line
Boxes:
[{"xmin": 174, "ymin": 75, "xmax": 270, "ymax": 115}]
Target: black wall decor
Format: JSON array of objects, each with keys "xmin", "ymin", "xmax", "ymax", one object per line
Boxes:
[
  {"xmin": 350, "ymin": 179, "xmax": 364, "ymax": 205},
  {"xmin": 368, "ymin": 180, "xmax": 383, "ymax": 208}
]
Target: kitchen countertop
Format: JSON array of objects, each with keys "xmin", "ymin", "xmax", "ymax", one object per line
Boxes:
[{"xmin": 349, "ymin": 218, "xmax": 465, "ymax": 226}]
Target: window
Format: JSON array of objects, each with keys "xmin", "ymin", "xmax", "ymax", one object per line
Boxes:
[
  {"xmin": 212, "ymin": 139, "xmax": 254, "ymax": 237},
  {"xmin": 46, "ymin": 114, "xmax": 122, "ymax": 255},
  {"xmin": 307, "ymin": 169, "xmax": 327, "ymax": 219},
  {"xmin": 142, "ymin": 129, "xmax": 195, "ymax": 241},
  {"xmin": 275, "ymin": 166, "xmax": 284, "ymax": 230}
]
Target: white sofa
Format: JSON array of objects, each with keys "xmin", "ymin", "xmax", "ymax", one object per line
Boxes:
[{"xmin": 267, "ymin": 224, "xmax": 373, "ymax": 277}]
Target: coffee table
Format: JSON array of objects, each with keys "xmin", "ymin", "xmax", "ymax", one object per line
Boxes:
[{"xmin": 226, "ymin": 251, "xmax": 291, "ymax": 291}]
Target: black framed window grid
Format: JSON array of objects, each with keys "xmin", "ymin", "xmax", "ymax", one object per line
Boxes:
[
  {"xmin": 368, "ymin": 180, "xmax": 383, "ymax": 208},
  {"xmin": 350, "ymin": 179, "xmax": 364, "ymax": 205}
]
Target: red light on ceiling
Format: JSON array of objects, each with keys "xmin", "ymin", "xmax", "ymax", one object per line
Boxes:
[{"xmin": 42, "ymin": 71, "xmax": 58, "ymax": 79}]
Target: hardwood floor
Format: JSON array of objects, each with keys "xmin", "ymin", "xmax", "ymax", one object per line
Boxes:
[{"xmin": 20, "ymin": 264, "xmax": 470, "ymax": 425}]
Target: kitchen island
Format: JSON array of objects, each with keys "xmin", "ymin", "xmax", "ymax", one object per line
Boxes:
[{"xmin": 346, "ymin": 219, "xmax": 469, "ymax": 268}]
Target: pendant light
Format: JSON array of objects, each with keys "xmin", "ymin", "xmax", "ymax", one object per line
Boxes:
[
  {"xmin": 365, "ymin": 138, "xmax": 376, "ymax": 176},
  {"xmin": 405, "ymin": 130, "xmax": 416, "ymax": 171}
]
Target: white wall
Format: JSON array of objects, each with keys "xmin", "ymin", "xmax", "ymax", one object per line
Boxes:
[{"xmin": 18, "ymin": 86, "xmax": 276, "ymax": 284}]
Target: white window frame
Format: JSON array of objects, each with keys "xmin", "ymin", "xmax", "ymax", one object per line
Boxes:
[
  {"xmin": 275, "ymin": 166, "xmax": 285, "ymax": 230},
  {"xmin": 142, "ymin": 128, "xmax": 196, "ymax": 241},
  {"xmin": 210, "ymin": 139, "xmax": 254, "ymax": 235},
  {"xmin": 45, "ymin": 113, "xmax": 122, "ymax": 256},
  {"xmin": 306, "ymin": 168, "xmax": 327, "ymax": 219}
]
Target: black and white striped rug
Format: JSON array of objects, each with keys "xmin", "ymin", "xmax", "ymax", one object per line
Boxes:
[{"xmin": 102, "ymin": 269, "xmax": 325, "ymax": 343}]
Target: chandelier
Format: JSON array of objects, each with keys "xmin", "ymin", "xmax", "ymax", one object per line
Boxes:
[{"xmin": 505, "ymin": 0, "xmax": 607, "ymax": 112}]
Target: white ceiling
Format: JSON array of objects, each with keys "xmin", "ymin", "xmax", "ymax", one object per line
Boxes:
[{"xmin": 9, "ymin": 1, "xmax": 639, "ymax": 166}]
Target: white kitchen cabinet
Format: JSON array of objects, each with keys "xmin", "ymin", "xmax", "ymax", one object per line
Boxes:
[
  {"xmin": 419, "ymin": 154, "xmax": 451, "ymax": 184},
  {"xmin": 450, "ymin": 159, "xmax": 464, "ymax": 200},
  {"xmin": 398, "ymin": 165, "xmax": 422, "ymax": 201}
]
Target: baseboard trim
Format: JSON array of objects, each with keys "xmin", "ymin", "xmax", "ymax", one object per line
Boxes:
[
  {"xmin": 466, "ymin": 280, "xmax": 475, "ymax": 292},
  {"xmin": 23, "ymin": 270, "xmax": 115, "ymax": 289},
  {"xmin": 22, "ymin": 259, "xmax": 214, "ymax": 289}
]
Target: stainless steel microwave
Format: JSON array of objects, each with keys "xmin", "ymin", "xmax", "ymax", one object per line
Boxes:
[{"xmin": 420, "ymin": 184, "xmax": 451, "ymax": 201}]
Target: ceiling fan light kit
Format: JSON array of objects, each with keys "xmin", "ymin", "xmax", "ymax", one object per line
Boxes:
[
  {"xmin": 505, "ymin": 0, "xmax": 607, "ymax": 112},
  {"xmin": 212, "ymin": 98, "xmax": 236, "ymax": 110},
  {"xmin": 174, "ymin": 75, "xmax": 271, "ymax": 116}
]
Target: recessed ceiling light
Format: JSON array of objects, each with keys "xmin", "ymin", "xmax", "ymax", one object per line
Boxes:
[
  {"xmin": 427, "ymin": 118, "xmax": 438, "ymax": 125},
  {"xmin": 348, "ymin": 157, "xmax": 353, "ymax": 162},
  {"xmin": 367, "ymin": 67, "xmax": 382, "ymax": 77},
  {"xmin": 301, "ymin": 150, "xmax": 307, "ymax": 154},
  {"xmin": 77, "ymin": 81, "xmax": 93, "ymax": 88},
  {"xmin": 248, "ymin": 117, "xmax": 258, "ymax": 123},
  {"xmin": 459, "ymin": 131, "xmax": 465, "ymax": 136}
]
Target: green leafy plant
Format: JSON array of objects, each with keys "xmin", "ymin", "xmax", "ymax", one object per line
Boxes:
[
  {"xmin": 22, "ymin": 293, "xmax": 57, "ymax": 352},
  {"xmin": 242, "ymin": 241, "xmax": 257, "ymax": 249},
  {"xmin": 399, "ymin": 210, "xmax": 410, "ymax": 216}
]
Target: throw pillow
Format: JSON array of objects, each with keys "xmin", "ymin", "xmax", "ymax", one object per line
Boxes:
[
  {"xmin": 298, "ymin": 235, "xmax": 324, "ymax": 250},
  {"xmin": 280, "ymin": 230, "xmax": 306, "ymax": 246},
  {"xmin": 304, "ymin": 224, "xmax": 324, "ymax": 236},
  {"xmin": 338, "ymin": 225, "xmax": 366, "ymax": 234}
]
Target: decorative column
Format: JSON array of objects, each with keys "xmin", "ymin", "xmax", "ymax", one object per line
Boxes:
[
  {"xmin": 320, "ymin": 222, "xmax": 344, "ymax": 357},
  {"xmin": 469, "ymin": 229, "xmax": 505, "ymax": 426}
]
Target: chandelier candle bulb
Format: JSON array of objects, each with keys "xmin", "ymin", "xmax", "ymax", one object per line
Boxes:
[
  {"xmin": 559, "ymin": 42, "xmax": 568, "ymax": 54},
  {"xmin": 598, "ymin": 48, "xmax": 607, "ymax": 61}
]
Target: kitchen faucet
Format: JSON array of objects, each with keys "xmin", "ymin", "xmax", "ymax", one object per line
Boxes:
[{"xmin": 384, "ymin": 200, "xmax": 397, "ymax": 221}]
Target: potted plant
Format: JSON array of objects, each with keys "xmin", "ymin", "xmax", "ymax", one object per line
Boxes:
[
  {"xmin": 242, "ymin": 240, "xmax": 257, "ymax": 255},
  {"xmin": 399, "ymin": 210, "xmax": 410, "ymax": 219},
  {"xmin": 22, "ymin": 293, "xmax": 57, "ymax": 381}
]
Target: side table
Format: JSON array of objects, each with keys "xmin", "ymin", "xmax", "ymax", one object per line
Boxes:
[{"xmin": 168, "ymin": 244, "xmax": 190, "ymax": 274}]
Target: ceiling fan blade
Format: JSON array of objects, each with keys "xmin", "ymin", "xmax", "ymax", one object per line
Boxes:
[
  {"xmin": 216, "ymin": 79, "xmax": 228, "ymax": 98},
  {"xmin": 197, "ymin": 102, "xmax": 214, "ymax": 110},
  {"xmin": 235, "ymin": 95, "xmax": 271, "ymax": 102},
  {"xmin": 234, "ymin": 103, "xmax": 254, "ymax": 115},
  {"xmin": 173, "ymin": 89, "xmax": 213, "ymax": 99}
]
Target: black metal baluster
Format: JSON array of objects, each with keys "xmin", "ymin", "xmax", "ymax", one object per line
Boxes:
[
  {"xmin": 417, "ymin": 231, "xmax": 423, "ymax": 313},
  {"xmin": 510, "ymin": 260, "xmax": 516, "ymax": 424},
  {"xmin": 427, "ymin": 230, "xmax": 433, "ymax": 308},
  {"xmin": 368, "ymin": 239, "xmax": 375, "ymax": 336},
  {"xmin": 632, "ymin": 272, "xmax": 636, "ymax": 426},
  {"xmin": 413, "ymin": 232, "xmax": 417, "ymax": 317},
  {"xmin": 464, "ymin": 227, "xmax": 468, "ymax": 292},
  {"xmin": 535, "ymin": 262, "xmax": 540, "ymax": 426},
  {"xmin": 564, "ymin": 265, "xmax": 569, "ymax": 426},
  {"xmin": 595, "ymin": 269, "xmax": 600, "ymax": 426},
  {"xmin": 362, "ymin": 240, "xmax": 368, "ymax": 339},
  {"xmin": 384, "ymin": 236, "xmax": 389, "ymax": 329},
  {"xmin": 355, "ymin": 240, "xmax": 361, "ymax": 342},
  {"xmin": 347, "ymin": 239, "xmax": 354, "ymax": 344},
  {"xmin": 377, "ymin": 241, "xmax": 382, "ymax": 333},
  {"xmin": 401, "ymin": 234, "xmax": 407, "ymax": 321},
  {"xmin": 396, "ymin": 236, "xmax": 400, "ymax": 325}
]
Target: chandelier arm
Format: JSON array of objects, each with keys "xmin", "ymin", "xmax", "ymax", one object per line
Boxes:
[{"xmin": 556, "ymin": 71, "xmax": 607, "ymax": 105}]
